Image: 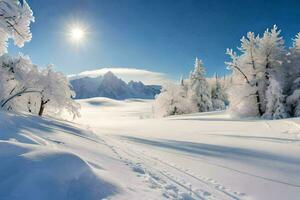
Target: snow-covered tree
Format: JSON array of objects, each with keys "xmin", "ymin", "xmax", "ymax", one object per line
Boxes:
[
  {"xmin": 0, "ymin": 1, "xmax": 79, "ymax": 119},
  {"xmin": 0, "ymin": 0, "xmax": 34, "ymax": 55},
  {"xmin": 154, "ymin": 82, "xmax": 197, "ymax": 117},
  {"xmin": 256, "ymin": 26, "xmax": 287, "ymax": 111},
  {"xmin": 226, "ymin": 26, "xmax": 287, "ymax": 118},
  {"xmin": 263, "ymin": 78, "xmax": 288, "ymax": 119},
  {"xmin": 0, "ymin": 0, "xmax": 36, "ymax": 111},
  {"xmin": 226, "ymin": 31, "xmax": 263, "ymax": 117},
  {"xmin": 286, "ymin": 77, "xmax": 300, "ymax": 117},
  {"xmin": 188, "ymin": 58, "xmax": 212, "ymax": 112},
  {"xmin": 35, "ymin": 66, "xmax": 80, "ymax": 118},
  {"xmin": 154, "ymin": 58, "xmax": 225, "ymax": 117},
  {"xmin": 0, "ymin": 54, "xmax": 80, "ymax": 119},
  {"xmin": 286, "ymin": 33, "xmax": 300, "ymax": 91},
  {"xmin": 0, "ymin": 54, "xmax": 40, "ymax": 111},
  {"xmin": 211, "ymin": 74, "xmax": 226, "ymax": 110},
  {"xmin": 285, "ymin": 34, "xmax": 300, "ymax": 117}
]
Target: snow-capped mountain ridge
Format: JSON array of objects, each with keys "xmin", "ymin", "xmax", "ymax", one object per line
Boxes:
[
  {"xmin": 70, "ymin": 71, "xmax": 161, "ymax": 100},
  {"xmin": 68, "ymin": 67, "xmax": 169, "ymax": 85}
]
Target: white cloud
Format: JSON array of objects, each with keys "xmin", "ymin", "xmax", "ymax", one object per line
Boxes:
[{"xmin": 68, "ymin": 67, "xmax": 173, "ymax": 85}]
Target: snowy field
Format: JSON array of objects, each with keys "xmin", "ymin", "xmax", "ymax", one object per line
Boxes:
[{"xmin": 1, "ymin": 97, "xmax": 300, "ymax": 200}]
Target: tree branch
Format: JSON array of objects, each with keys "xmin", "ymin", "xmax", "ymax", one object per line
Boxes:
[
  {"xmin": 230, "ymin": 64, "xmax": 252, "ymax": 86},
  {"xmin": 1, "ymin": 88, "xmax": 41, "ymax": 108}
]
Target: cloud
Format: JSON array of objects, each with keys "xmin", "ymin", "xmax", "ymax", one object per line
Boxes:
[{"xmin": 68, "ymin": 67, "xmax": 173, "ymax": 85}]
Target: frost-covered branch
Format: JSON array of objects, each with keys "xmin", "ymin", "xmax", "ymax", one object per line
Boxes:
[
  {"xmin": 0, "ymin": 0, "xmax": 34, "ymax": 55},
  {"xmin": 1, "ymin": 87, "xmax": 41, "ymax": 108}
]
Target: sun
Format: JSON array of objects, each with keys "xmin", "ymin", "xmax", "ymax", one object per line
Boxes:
[
  {"xmin": 69, "ymin": 26, "xmax": 86, "ymax": 42},
  {"xmin": 71, "ymin": 28, "xmax": 84, "ymax": 40}
]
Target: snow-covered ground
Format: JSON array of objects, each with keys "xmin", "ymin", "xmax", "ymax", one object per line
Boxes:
[{"xmin": 1, "ymin": 97, "xmax": 300, "ymax": 200}]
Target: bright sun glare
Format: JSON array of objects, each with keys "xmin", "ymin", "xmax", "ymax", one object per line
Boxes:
[{"xmin": 70, "ymin": 27, "xmax": 86, "ymax": 42}]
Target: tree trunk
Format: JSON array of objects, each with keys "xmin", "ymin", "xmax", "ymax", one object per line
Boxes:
[
  {"xmin": 265, "ymin": 61, "xmax": 270, "ymax": 87},
  {"xmin": 255, "ymin": 89, "xmax": 263, "ymax": 116},
  {"xmin": 250, "ymin": 51, "xmax": 263, "ymax": 116},
  {"xmin": 262, "ymin": 59, "xmax": 271, "ymax": 114},
  {"xmin": 38, "ymin": 99, "xmax": 49, "ymax": 116},
  {"xmin": 38, "ymin": 103, "xmax": 45, "ymax": 116}
]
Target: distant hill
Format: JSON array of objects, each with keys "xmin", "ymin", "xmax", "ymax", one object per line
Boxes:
[{"xmin": 70, "ymin": 71, "xmax": 161, "ymax": 100}]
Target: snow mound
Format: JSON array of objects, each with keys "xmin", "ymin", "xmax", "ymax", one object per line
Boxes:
[
  {"xmin": 0, "ymin": 141, "xmax": 117, "ymax": 200},
  {"xmin": 0, "ymin": 111, "xmax": 120, "ymax": 200}
]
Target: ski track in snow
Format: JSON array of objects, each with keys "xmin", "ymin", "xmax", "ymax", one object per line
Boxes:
[{"xmin": 101, "ymin": 135, "xmax": 248, "ymax": 200}]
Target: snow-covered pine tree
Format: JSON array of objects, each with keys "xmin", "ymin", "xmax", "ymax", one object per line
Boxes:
[
  {"xmin": 286, "ymin": 34, "xmax": 300, "ymax": 117},
  {"xmin": 188, "ymin": 58, "xmax": 212, "ymax": 112},
  {"xmin": 211, "ymin": 74, "xmax": 226, "ymax": 110},
  {"xmin": 286, "ymin": 77, "xmax": 300, "ymax": 117},
  {"xmin": 287, "ymin": 33, "xmax": 300, "ymax": 84}
]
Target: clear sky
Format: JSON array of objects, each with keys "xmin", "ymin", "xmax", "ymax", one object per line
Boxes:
[{"xmin": 7, "ymin": 0, "xmax": 300, "ymax": 80}]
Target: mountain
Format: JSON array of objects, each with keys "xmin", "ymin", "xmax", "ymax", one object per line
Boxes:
[{"xmin": 70, "ymin": 71, "xmax": 161, "ymax": 100}]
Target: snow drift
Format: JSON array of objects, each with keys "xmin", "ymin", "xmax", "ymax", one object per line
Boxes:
[
  {"xmin": 0, "ymin": 141, "xmax": 117, "ymax": 200},
  {"xmin": 0, "ymin": 112, "xmax": 118, "ymax": 200}
]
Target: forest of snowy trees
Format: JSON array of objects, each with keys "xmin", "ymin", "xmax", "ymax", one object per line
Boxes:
[
  {"xmin": 0, "ymin": 0, "xmax": 80, "ymax": 119},
  {"xmin": 154, "ymin": 58, "xmax": 228, "ymax": 117},
  {"xmin": 155, "ymin": 25, "xmax": 300, "ymax": 119}
]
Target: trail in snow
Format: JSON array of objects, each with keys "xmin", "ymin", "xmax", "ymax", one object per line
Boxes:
[{"xmin": 102, "ymin": 135, "xmax": 247, "ymax": 200}]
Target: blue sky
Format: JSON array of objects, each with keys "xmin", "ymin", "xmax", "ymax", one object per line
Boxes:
[{"xmin": 7, "ymin": 0, "xmax": 300, "ymax": 81}]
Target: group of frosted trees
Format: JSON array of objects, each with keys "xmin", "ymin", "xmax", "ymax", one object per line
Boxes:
[
  {"xmin": 0, "ymin": 0, "xmax": 80, "ymax": 119},
  {"xmin": 154, "ymin": 58, "xmax": 227, "ymax": 117},
  {"xmin": 155, "ymin": 25, "xmax": 300, "ymax": 119},
  {"xmin": 227, "ymin": 25, "xmax": 300, "ymax": 119}
]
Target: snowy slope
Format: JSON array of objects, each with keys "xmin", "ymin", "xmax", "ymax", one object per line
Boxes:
[
  {"xmin": 70, "ymin": 71, "xmax": 161, "ymax": 100},
  {"xmin": 0, "ymin": 111, "xmax": 163, "ymax": 200},
  {"xmin": 1, "ymin": 97, "xmax": 300, "ymax": 199},
  {"xmin": 76, "ymin": 97, "xmax": 300, "ymax": 200}
]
